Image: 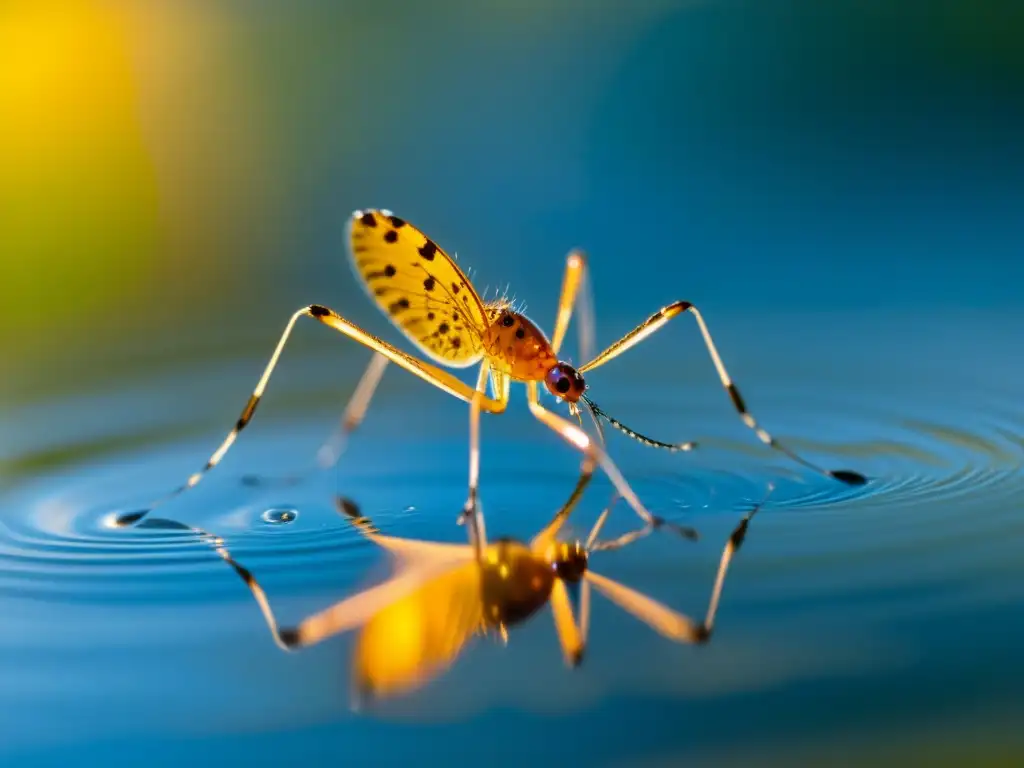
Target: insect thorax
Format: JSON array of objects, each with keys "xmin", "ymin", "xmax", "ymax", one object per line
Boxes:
[
  {"xmin": 482, "ymin": 309, "xmax": 558, "ymax": 381},
  {"xmin": 480, "ymin": 538, "xmax": 556, "ymax": 627}
]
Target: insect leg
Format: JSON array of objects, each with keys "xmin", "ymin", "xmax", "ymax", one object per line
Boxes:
[
  {"xmin": 526, "ymin": 382, "xmax": 662, "ymax": 529},
  {"xmin": 116, "ymin": 305, "xmax": 508, "ymax": 527},
  {"xmin": 529, "ymin": 455, "xmax": 597, "ymax": 552},
  {"xmin": 243, "ymin": 352, "xmax": 390, "ymax": 487},
  {"xmin": 587, "ymin": 495, "xmax": 699, "ymax": 551},
  {"xmin": 317, "ymin": 352, "xmax": 390, "ymax": 468},
  {"xmin": 550, "ymin": 249, "xmax": 588, "ymax": 356},
  {"xmin": 703, "ymin": 484, "xmax": 772, "ymax": 634},
  {"xmin": 129, "ymin": 514, "xmax": 297, "ymax": 651},
  {"xmin": 578, "ymin": 301, "xmax": 867, "ymax": 486},
  {"xmin": 586, "ymin": 484, "xmax": 771, "ymax": 644},
  {"xmin": 459, "ymin": 364, "xmax": 497, "ymax": 557},
  {"xmin": 551, "ymin": 578, "xmax": 585, "ymax": 667}
]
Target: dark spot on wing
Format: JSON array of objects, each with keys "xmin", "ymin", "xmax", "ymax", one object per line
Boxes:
[
  {"xmin": 389, "ymin": 215, "xmax": 406, "ymax": 228},
  {"xmin": 384, "ymin": 230, "xmax": 398, "ymax": 244},
  {"xmin": 359, "ymin": 211, "xmax": 376, "ymax": 227},
  {"xmin": 423, "ymin": 276, "xmax": 435, "ymax": 291},
  {"xmin": 419, "ymin": 241, "xmax": 437, "ymax": 260}
]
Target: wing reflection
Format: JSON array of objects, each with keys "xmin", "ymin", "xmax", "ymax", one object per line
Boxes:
[{"xmin": 147, "ymin": 477, "xmax": 771, "ymax": 707}]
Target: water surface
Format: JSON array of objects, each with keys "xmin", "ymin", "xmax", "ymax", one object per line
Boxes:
[{"xmin": 2, "ymin": 309, "xmax": 1022, "ymax": 766}]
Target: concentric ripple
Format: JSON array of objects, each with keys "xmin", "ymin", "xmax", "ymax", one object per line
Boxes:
[
  {"xmin": 0, "ymin": 322, "xmax": 1022, "ymax": 760},
  {"xmin": 1, "ymin": 353, "xmax": 1020, "ymax": 610}
]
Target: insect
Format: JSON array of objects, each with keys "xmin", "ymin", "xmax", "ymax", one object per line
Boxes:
[
  {"xmin": 117, "ymin": 209, "xmax": 865, "ymax": 536},
  {"xmin": 207, "ymin": 471, "xmax": 772, "ymax": 706}
]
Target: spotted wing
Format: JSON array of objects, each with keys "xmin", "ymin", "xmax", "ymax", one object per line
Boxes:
[
  {"xmin": 347, "ymin": 209, "xmax": 489, "ymax": 368},
  {"xmin": 352, "ymin": 560, "xmax": 484, "ymax": 703}
]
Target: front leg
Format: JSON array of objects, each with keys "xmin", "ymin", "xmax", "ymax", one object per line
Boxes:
[
  {"xmin": 578, "ymin": 301, "xmax": 867, "ymax": 486},
  {"xmin": 525, "ymin": 382, "xmax": 699, "ymax": 537}
]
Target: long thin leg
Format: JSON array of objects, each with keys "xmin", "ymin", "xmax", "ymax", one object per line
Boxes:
[
  {"xmin": 586, "ymin": 495, "xmax": 656, "ymax": 552},
  {"xmin": 529, "ymin": 455, "xmax": 597, "ymax": 552},
  {"xmin": 552, "ymin": 248, "xmax": 600, "ymax": 436},
  {"xmin": 703, "ymin": 484, "xmax": 772, "ymax": 634},
  {"xmin": 243, "ymin": 351, "xmax": 390, "ymax": 487},
  {"xmin": 585, "ymin": 494, "xmax": 616, "ymax": 549},
  {"xmin": 550, "ymin": 249, "xmax": 587, "ymax": 356},
  {"xmin": 137, "ymin": 513, "xmax": 400, "ymax": 654},
  {"xmin": 317, "ymin": 352, "xmax": 390, "ymax": 469},
  {"xmin": 586, "ymin": 484, "xmax": 772, "ymax": 644},
  {"xmin": 131, "ymin": 515, "xmax": 296, "ymax": 652},
  {"xmin": 163, "ymin": 496, "xmax": 476, "ymax": 653},
  {"xmin": 529, "ymin": 462, "xmax": 598, "ymax": 663},
  {"xmin": 460, "ymin": 364, "xmax": 494, "ymax": 558},
  {"xmin": 578, "ymin": 301, "xmax": 867, "ymax": 486},
  {"xmin": 116, "ymin": 305, "xmax": 507, "ymax": 527},
  {"xmin": 550, "ymin": 578, "xmax": 585, "ymax": 666},
  {"xmin": 574, "ymin": 253, "xmax": 597, "ymax": 367},
  {"xmin": 331, "ymin": 496, "xmax": 475, "ymax": 565},
  {"xmin": 526, "ymin": 382, "xmax": 698, "ymax": 536},
  {"xmin": 587, "ymin": 497, "xmax": 700, "ymax": 551}
]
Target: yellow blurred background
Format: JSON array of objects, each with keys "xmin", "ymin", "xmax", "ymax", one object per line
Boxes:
[{"xmin": 1, "ymin": 1, "xmax": 290, "ymax": 403}]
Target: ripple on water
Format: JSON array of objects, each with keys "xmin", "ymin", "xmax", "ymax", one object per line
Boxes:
[
  {"xmin": 261, "ymin": 508, "xmax": 299, "ymax": 525},
  {"xmin": 0, "ymin": 361, "xmax": 1021, "ymax": 617}
]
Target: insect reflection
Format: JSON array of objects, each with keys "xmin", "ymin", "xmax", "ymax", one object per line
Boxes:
[{"xmin": 204, "ymin": 475, "xmax": 771, "ymax": 707}]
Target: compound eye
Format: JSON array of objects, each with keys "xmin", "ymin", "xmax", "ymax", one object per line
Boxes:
[
  {"xmin": 545, "ymin": 363, "xmax": 585, "ymax": 402},
  {"xmin": 501, "ymin": 314, "xmax": 515, "ymax": 327}
]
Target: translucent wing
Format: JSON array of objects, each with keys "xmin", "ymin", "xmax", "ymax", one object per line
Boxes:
[
  {"xmin": 348, "ymin": 209, "xmax": 489, "ymax": 367},
  {"xmin": 353, "ymin": 561, "xmax": 485, "ymax": 703}
]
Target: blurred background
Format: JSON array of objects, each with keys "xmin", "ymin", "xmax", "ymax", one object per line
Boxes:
[
  {"xmin": 3, "ymin": 0, "xmax": 1022, "ymax": 404},
  {"xmin": 2, "ymin": 1, "xmax": 1023, "ymax": 766}
]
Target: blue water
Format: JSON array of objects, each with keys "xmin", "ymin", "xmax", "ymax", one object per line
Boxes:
[
  {"xmin": 3, "ymin": 306, "xmax": 1023, "ymax": 765},
  {"xmin": 4, "ymin": 2, "xmax": 1024, "ymax": 765}
]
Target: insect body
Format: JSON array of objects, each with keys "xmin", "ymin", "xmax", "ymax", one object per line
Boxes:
[
  {"xmin": 118, "ymin": 209, "xmax": 865, "ymax": 536},
  {"xmin": 209, "ymin": 473, "xmax": 770, "ymax": 706}
]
